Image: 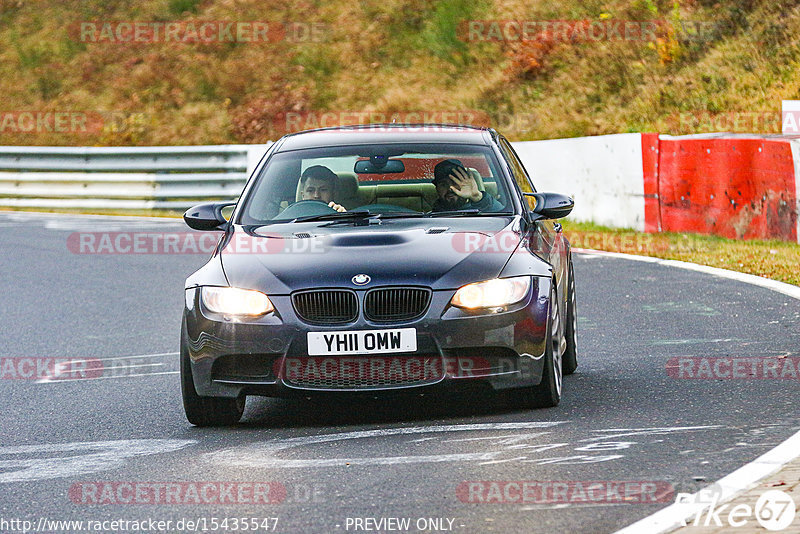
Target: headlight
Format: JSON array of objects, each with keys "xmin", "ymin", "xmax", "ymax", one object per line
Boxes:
[
  {"xmin": 450, "ymin": 276, "xmax": 531, "ymax": 309},
  {"xmin": 201, "ymin": 286, "xmax": 274, "ymax": 316}
]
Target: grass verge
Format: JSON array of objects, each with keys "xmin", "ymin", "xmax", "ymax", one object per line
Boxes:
[{"xmin": 562, "ymin": 220, "xmax": 800, "ymax": 287}]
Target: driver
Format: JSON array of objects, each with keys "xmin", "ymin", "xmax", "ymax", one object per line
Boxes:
[
  {"xmin": 299, "ymin": 165, "xmax": 346, "ymax": 212},
  {"xmin": 431, "ymin": 159, "xmax": 503, "ymax": 212}
]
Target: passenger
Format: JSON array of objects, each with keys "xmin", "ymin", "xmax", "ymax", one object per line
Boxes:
[
  {"xmin": 299, "ymin": 165, "xmax": 346, "ymax": 212},
  {"xmin": 431, "ymin": 159, "xmax": 503, "ymax": 212}
]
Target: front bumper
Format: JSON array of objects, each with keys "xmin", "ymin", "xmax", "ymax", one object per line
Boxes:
[{"xmin": 182, "ymin": 277, "xmax": 552, "ymax": 398}]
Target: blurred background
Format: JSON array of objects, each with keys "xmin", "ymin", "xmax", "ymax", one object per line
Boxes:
[{"xmin": 1, "ymin": 0, "xmax": 797, "ymax": 145}]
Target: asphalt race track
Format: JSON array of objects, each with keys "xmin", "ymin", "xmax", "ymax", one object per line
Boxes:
[{"xmin": 1, "ymin": 211, "xmax": 798, "ymax": 534}]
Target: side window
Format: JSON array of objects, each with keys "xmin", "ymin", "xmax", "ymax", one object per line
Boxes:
[
  {"xmin": 498, "ymin": 138, "xmax": 536, "ymax": 211},
  {"xmin": 504, "ymin": 139, "xmax": 536, "ymax": 191}
]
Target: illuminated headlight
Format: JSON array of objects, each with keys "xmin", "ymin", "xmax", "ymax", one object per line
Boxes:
[
  {"xmin": 201, "ymin": 286, "xmax": 274, "ymax": 316},
  {"xmin": 450, "ymin": 276, "xmax": 531, "ymax": 309}
]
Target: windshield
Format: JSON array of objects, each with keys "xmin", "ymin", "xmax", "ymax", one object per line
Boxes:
[{"xmin": 237, "ymin": 143, "xmax": 514, "ymax": 225}]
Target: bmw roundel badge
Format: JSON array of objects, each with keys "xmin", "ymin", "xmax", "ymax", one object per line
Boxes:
[{"xmin": 352, "ymin": 274, "xmax": 371, "ymax": 285}]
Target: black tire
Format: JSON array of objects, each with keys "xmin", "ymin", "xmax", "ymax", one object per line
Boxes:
[
  {"xmin": 562, "ymin": 260, "xmax": 578, "ymax": 375},
  {"xmin": 511, "ymin": 284, "xmax": 563, "ymax": 408},
  {"xmin": 180, "ymin": 322, "xmax": 244, "ymax": 426}
]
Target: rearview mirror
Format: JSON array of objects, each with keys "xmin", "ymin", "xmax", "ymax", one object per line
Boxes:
[
  {"xmin": 524, "ymin": 192, "xmax": 574, "ymax": 220},
  {"xmin": 354, "ymin": 158, "xmax": 405, "ymax": 174},
  {"xmin": 183, "ymin": 201, "xmax": 235, "ymax": 231}
]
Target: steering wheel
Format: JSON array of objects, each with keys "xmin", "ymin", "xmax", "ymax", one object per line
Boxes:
[{"xmin": 275, "ymin": 199, "xmax": 338, "ymax": 219}]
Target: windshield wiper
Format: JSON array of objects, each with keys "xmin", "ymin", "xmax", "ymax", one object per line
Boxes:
[
  {"xmin": 303, "ymin": 211, "xmax": 433, "ymax": 226},
  {"xmin": 423, "ymin": 209, "xmax": 513, "ymax": 217},
  {"xmin": 292, "ymin": 210, "xmax": 375, "ymax": 223},
  {"xmin": 423, "ymin": 209, "xmax": 481, "ymax": 217},
  {"xmin": 319, "ymin": 212, "xmax": 432, "ymax": 226}
]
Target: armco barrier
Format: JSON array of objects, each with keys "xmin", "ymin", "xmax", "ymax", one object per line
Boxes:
[
  {"xmin": 657, "ymin": 135, "xmax": 798, "ymax": 242},
  {"xmin": 792, "ymin": 139, "xmax": 800, "ymax": 243},
  {"xmin": 0, "ymin": 144, "xmax": 270, "ymax": 210},
  {"xmin": 640, "ymin": 133, "xmax": 662, "ymax": 233}
]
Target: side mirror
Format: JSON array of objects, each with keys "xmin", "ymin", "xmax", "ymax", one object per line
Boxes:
[
  {"xmin": 524, "ymin": 192, "xmax": 574, "ymax": 220},
  {"xmin": 183, "ymin": 201, "xmax": 235, "ymax": 231}
]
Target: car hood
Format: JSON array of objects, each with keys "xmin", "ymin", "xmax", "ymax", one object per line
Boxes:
[{"xmin": 218, "ymin": 216, "xmax": 542, "ymax": 294}]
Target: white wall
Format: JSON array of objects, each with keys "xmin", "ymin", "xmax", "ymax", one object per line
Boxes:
[{"xmin": 513, "ymin": 133, "xmax": 646, "ymax": 231}]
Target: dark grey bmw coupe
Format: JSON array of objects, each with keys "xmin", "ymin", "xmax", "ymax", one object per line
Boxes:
[{"xmin": 180, "ymin": 124, "xmax": 577, "ymax": 425}]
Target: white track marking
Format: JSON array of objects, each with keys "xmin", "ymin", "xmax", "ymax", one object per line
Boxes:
[
  {"xmin": 572, "ymin": 249, "xmax": 800, "ymax": 534},
  {"xmin": 63, "ymin": 351, "xmax": 178, "ymax": 364},
  {"xmin": 206, "ymin": 422, "xmax": 566, "ymax": 469},
  {"xmin": 580, "ymin": 426, "xmax": 723, "ymax": 442},
  {"xmin": 0, "ymin": 439, "xmax": 195, "ymax": 483},
  {"xmin": 532, "ymin": 454, "xmax": 625, "ymax": 465},
  {"xmin": 478, "ymin": 456, "xmax": 528, "ymax": 466},
  {"xmin": 208, "ymin": 424, "xmax": 717, "ymax": 470},
  {"xmin": 36, "ymin": 371, "xmax": 178, "ymax": 384},
  {"xmin": 81, "ymin": 362, "xmax": 166, "ymax": 371},
  {"xmin": 442, "ymin": 432, "xmax": 550, "ymax": 444},
  {"xmin": 652, "ymin": 338, "xmax": 737, "ymax": 345}
]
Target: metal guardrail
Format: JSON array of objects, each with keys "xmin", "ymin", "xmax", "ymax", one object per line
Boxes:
[{"xmin": 0, "ymin": 144, "xmax": 271, "ymax": 210}]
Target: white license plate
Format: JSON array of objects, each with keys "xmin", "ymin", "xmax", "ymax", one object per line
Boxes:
[{"xmin": 307, "ymin": 328, "xmax": 417, "ymax": 356}]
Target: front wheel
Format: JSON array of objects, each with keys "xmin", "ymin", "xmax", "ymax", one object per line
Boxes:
[
  {"xmin": 510, "ymin": 284, "xmax": 563, "ymax": 408},
  {"xmin": 562, "ymin": 260, "xmax": 578, "ymax": 375},
  {"xmin": 180, "ymin": 322, "xmax": 244, "ymax": 426}
]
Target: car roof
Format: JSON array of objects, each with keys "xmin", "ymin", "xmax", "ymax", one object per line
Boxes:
[{"xmin": 275, "ymin": 124, "xmax": 496, "ymax": 151}]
